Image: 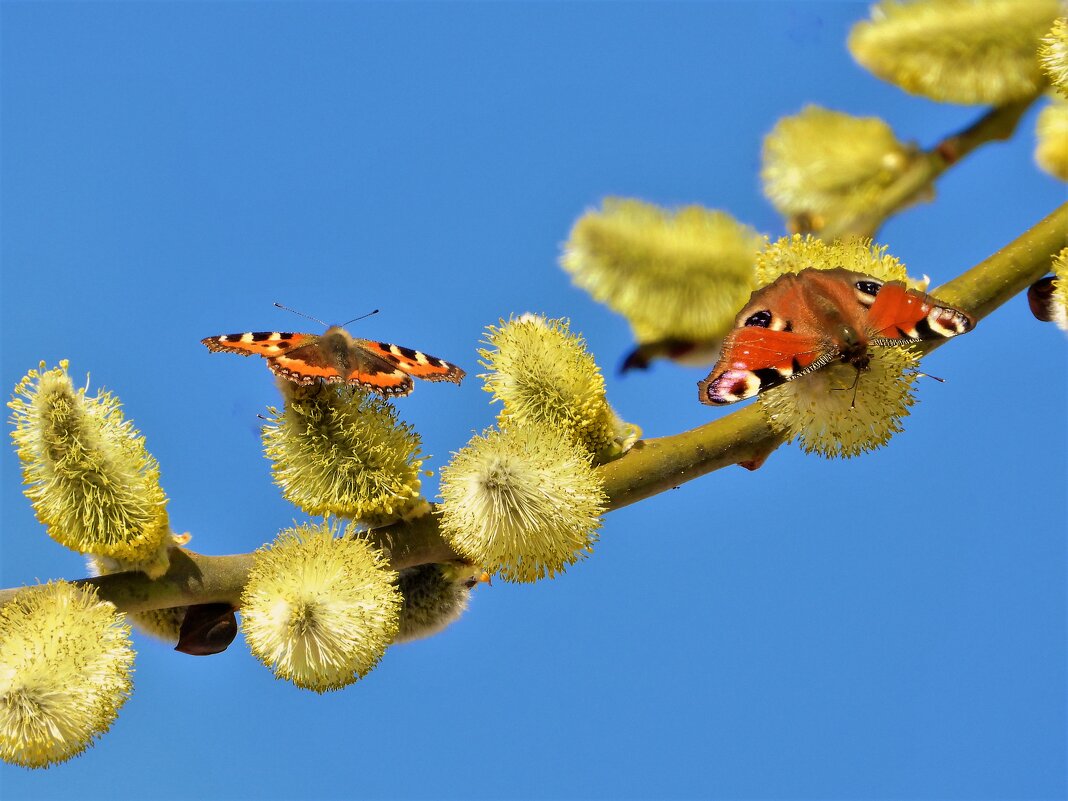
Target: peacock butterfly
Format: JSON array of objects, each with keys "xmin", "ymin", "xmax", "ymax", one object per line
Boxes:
[
  {"xmin": 202, "ymin": 326, "xmax": 465, "ymax": 397},
  {"xmin": 698, "ymin": 267, "xmax": 975, "ymax": 405}
]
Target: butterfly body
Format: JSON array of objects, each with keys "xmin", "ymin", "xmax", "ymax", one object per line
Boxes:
[
  {"xmin": 698, "ymin": 267, "xmax": 974, "ymax": 405},
  {"xmin": 202, "ymin": 325, "xmax": 465, "ymax": 397}
]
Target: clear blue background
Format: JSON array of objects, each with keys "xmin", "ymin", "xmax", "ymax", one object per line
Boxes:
[{"xmin": 2, "ymin": 3, "xmax": 1065, "ymax": 799}]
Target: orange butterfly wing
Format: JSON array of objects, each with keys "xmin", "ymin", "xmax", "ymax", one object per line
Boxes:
[
  {"xmin": 267, "ymin": 344, "xmax": 345, "ymax": 385},
  {"xmin": 699, "ymin": 327, "xmax": 830, "ymax": 405},
  {"xmin": 342, "ymin": 362, "xmax": 414, "ymax": 395},
  {"xmin": 201, "ymin": 332, "xmax": 317, "ymax": 357},
  {"xmin": 717, "ymin": 327, "xmax": 826, "ymax": 373},
  {"xmin": 203, "ymin": 327, "xmax": 465, "ymax": 397},
  {"xmin": 864, "ymin": 282, "xmax": 975, "ymax": 342},
  {"xmin": 355, "ymin": 340, "xmax": 466, "ymax": 384}
]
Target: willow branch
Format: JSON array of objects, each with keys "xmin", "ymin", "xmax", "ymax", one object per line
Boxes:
[
  {"xmin": 818, "ymin": 93, "xmax": 1041, "ymax": 242},
  {"xmin": 2, "ymin": 203, "xmax": 1064, "ymax": 613},
  {"xmin": 935, "ymin": 203, "xmax": 1068, "ymax": 317}
]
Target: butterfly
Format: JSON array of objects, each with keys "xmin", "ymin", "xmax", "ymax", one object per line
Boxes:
[
  {"xmin": 201, "ymin": 325, "xmax": 465, "ymax": 397},
  {"xmin": 698, "ymin": 267, "xmax": 975, "ymax": 405}
]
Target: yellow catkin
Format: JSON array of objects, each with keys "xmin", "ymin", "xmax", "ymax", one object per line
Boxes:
[
  {"xmin": 762, "ymin": 105, "xmax": 912, "ymax": 225},
  {"xmin": 439, "ymin": 425, "xmax": 606, "ymax": 583},
  {"xmin": 241, "ymin": 521, "xmax": 400, "ymax": 692},
  {"xmin": 8, "ymin": 363, "xmax": 171, "ymax": 574},
  {"xmin": 0, "ymin": 582, "xmax": 134, "ymax": 768},
  {"xmin": 1039, "ymin": 17, "xmax": 1068, "ymax": 97},
  {"xmin": 480, "ymin": 315, "xmax": 639, "ymax": 463},
  {"xmin": 1035, "ymin": 95, "xmax": 1068, "ymax": 181},
  {"xmin": 849, "ymin": 0, "xmax": 1060, "ymax": 104},
  {"xmin": 262, "ymin": 384, "xmax": 425, "ymax": 526},
  {"xmin": 561, "ymin": 198, "xmax": 761, "ymax": 343}
]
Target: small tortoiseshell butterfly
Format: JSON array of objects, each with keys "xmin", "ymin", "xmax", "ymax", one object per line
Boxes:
[
  {"xmin": 698, "ymin": 267, "xmax": 975, "ymax": 405},
  {"xmin": 201, "ymin": 325, "xmax": 465, "ymax": 397}
]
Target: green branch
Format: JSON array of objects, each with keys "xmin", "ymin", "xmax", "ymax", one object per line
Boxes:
[
  {"xmin": 1, "ymin": 202, "xmax": 1064, "ymax": 614},
  {"xmin": 818, "ymin": 93, "xmax": 1041, "ymax": 241},
  {"xmin": 935, "ymin": 203, "xmax": 1068, "ymax": 317}
]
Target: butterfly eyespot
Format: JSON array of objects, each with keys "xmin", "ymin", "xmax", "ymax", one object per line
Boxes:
[
  {"xmin": 855, "ymin": 280, "xmax": 883, "ymax": 298},
  {"xmin": 744, "ymin": 310, "xmax": 773, "ymax": 328}
]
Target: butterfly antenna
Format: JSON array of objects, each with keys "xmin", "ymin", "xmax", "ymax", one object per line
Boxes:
[
  {"xmin": 341, "ymin": 309, "xmax": 380, "ymax": 327},
  {"xmin": 909, "ymin": 369, "xmax": 946, "ymax": 383},
  {"xmin": 273, "ymin": 303, "xmax": 328, "ymax": 327}
]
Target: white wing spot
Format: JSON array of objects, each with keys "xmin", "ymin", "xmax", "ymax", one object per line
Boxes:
[
  {"xmin": 708, "ymin": 369, "xmax": 761, "ymax": 404},
  {"xmin": 769, "ymin": 316, "xmax": 790, "ymax": 332},
  {"xmin": 928, "ymin": 309, "xmax": 968, "ymax": 337}
]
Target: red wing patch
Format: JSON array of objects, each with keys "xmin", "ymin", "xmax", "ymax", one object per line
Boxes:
[
  {"xmin": 699, "ymin": 328, "xmax": 832, "ymax": 405},
  {"xmin": 201, "ymin": 332, "xmax": 317, "ymax": 357},
  {"xmin": 863, "ymin": 283, "xmax": 930, "ymax": 340},
  {"xmin": 718, "ymin": 327, "xmax": 828, "ymax": 374},
  {"xmin": 865, "ymin": 283, "xmax": 974, "ymax": 342},
  {"xmin": 356, "ymin": 340, "xmax": 466, "ymax": 384}
]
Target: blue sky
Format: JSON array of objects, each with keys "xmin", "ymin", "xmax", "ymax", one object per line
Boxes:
[{"xmin": 1, "ymin": 3, "xmax": 1065, "ymax": 799}]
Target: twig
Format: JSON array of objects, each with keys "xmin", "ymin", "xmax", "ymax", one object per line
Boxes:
[{"xmin": 818, "ymin": 94, "xmax": 1041, "ymax": 241}]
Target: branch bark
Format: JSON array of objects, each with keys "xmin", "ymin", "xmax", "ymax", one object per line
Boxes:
[{"xmin": 818, "ymin": 94, "xmax": 1041, "ymax": 242}]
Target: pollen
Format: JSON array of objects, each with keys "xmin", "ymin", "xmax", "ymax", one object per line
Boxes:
[
  {"xmin": 1040, "ymin": 17, "xmax": 1068, "ymax": 97},
  {"xmin": 241, "ymin": 521, "xmax": 401, "ymax": 692},
  {"xmin": 757, "ymin": 235, "xmax": 915, "ymax": 287},
  {"xmin": 759, "ymin": 348, "xmax": 921, "ymax": 458},
  {"xmin": 762, "ymin": 105, "xmax": 912, "ymax": 228},
  {"xmin": 393, "ymin": 562, "xmax": 485, "ymax": 643},
  {"xmin": 8, "ymin": 362, "xmax": 172, "ymax": 574},
  {"xmin": 848, "ymin": 0, "xmax": 1060, "ymax": 105},
  {"xmin": 1035, "ymin": 95, "xmax": 1068, "ymax": 182},
  {"xmin": 560, "ymin": 198, "xmax": 761, "ymax": 345},
  {"xmin": 262, "ymin": 383, "xmax": 425, "ymax": 526},
  {"xmin": 0, "ymin": 582, "xmax": 134, "ymax": 768},
  {"xmin": 1047, "ymin": 246, "xmax": 1068, "ymax": 331},
  {"xmin": 438, "ymin": 425, "xmax": 606, "ymax": 583},
  {"xmin": 479, "ymin": 315, "xmax": 640, "ymax": 464}
]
